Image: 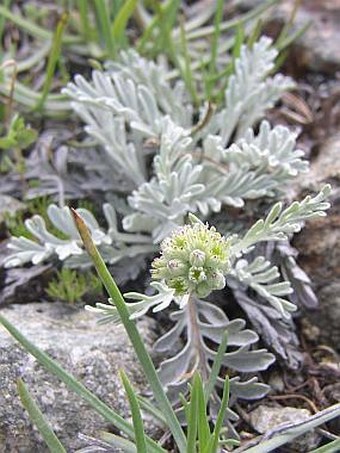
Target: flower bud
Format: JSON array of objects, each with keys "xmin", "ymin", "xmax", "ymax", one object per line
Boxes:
[{"xmin": 151, "ymin": 220, "xmax": 231, "ymax": 297}]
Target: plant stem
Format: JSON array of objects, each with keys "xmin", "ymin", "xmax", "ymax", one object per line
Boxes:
[{"xmin": 72, "ymin": 209, "xmax": 187, "ymax": 453}]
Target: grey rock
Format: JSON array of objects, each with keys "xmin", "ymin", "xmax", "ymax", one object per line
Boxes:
[
  {"xmin": 0, "ymin": 302, "xmax": 160, "ymax": 452},
  {"xmin": 294, "ymin": 134, "xmax": 340, "ymax": 350},
  {"xmin": 307, "ymin": 282, "xmax": 340, "ymax": 350},
  {"xmin": 249, "ymin": 405, "xmax": 321, "ymax": 452},
  {"xmin": 237, "ymin": 0, "xmax": 340, "ymax": 73}
]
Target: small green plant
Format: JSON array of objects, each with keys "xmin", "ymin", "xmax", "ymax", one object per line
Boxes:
[
  {"xmin": 0, "ymin": 113, "xmax": 37, "ymax": 173},
  {"xmin": 0, "ymin": 211, "xmax": 339, "ymax": 452},
  {"xmin": 46, "ymin": 268, "xmax": 102, "ymax": 304}
]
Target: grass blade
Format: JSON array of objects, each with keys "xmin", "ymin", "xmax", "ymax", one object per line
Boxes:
[
  {"xmin": 0, "ymin": 0, "xmax": 11, "ymax": 53},
  {"xmin": 197, "ymin": 374, "xmax": 211, "ymax": 451},
  {"xmin": 0, "ymin": 4, "xmax": 80, "ymax": 44},
  {"xmin": 179, "ymin": 17, "xmax": 199, "ymax": 106},
  {"xmin": 204, "ymin": 332, "xmax": 228, "ymax": 401},
  {"xmin": 99, "ymin": 431, "xmax": 138, "ymax": 452},
  {"xmin": 77, "ymin": 0, "xmax": 95, "ymax": 43},
  {"xmin": 120, "ymin": 370, "xmax": 147, "ymax": 453},
  {"xmin": 186, "ymin": 373, "xmax": 200, "ymax": 452},
  {"xmin": 17, "ymin": 378, "xmax": 66, "ymax": 453},
  {"xmin": 71, "ymin": 209, "xmax": 187, "ymax": 453},
  {"xmin": 93, "ymin": 0, "xmax": 116, "ymax": 58},
  {"xmin": 309, "ymin": 439, "xmax": 340, "ymax": 453},
  {"xmin": 112, "ymin": 0, "xmax": 137, "ymax": 47},
  {"xmin": 205, "ymin": 377, "xmax": 230, "ymax": 453},
  {"xmin": 35, "ymin": 11, "xmax": 69, "ymax": 111},
  {"xmin": 205, "ymin": 0, "xmax": 224, "ymax": 98}
]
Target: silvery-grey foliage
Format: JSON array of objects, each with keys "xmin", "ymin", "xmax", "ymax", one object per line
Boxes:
[
  {"xmin": 156, "ymin": 297, "xmax": 274, "ymax": 438},
  {"xmin": 24, "ymin": 142, "xmax": 133, "ymax": 204},
  {"xmin": 3, "ymin": 204, "xmax": 156, "ymax": 268},
  {"xmin": 3, "ymin": 36, "xmax": 332, "ymax": 406},
  {"xmin": 217, "ymin": 37, "xmax": 294, "ymax": 145}
]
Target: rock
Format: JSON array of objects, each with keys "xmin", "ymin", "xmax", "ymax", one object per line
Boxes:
[
  {"xmin": 294, "ymin": 134, "xmax": 340, "ymax": 350},
  {"xmin": 0, "ymin": 302, "xmax": 160, "ymax": 452},
  {"xmin": 306, "ymin": 283, "xmax": 340, "ymax": 349},
  {"xmin": 237, "ymin": 0, "xmax": 340, "ymax": 73},
  {"xmin": 249, "ymin": 405, "xmax": 321, "ymax": 451},
  {"xmin": 275, "ymin": 1, "xmax": 340, "ymax": 74}
]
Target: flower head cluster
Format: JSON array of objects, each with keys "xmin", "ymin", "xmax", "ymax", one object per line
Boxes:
[{"xmin": 151, "ymin": 218, "xmax": 232, "ymax": 298}]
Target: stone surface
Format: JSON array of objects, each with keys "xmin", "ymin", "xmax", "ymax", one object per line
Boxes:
[
  {"xmin": 276, "ymin": 0, "xmax": 340, "ymax": 74},
  {"xmin": 294, "ymin": 134, "xmax": 340, "ymax": 350},
  {"xmin": 0, "ymin": 302, "xmax": 159, "ymax": 452},
  {"xmin": 238, "ymin": 0, "xmax": 340, "ymax": 73},
  {"xmin": 249, "ymin": 405, "xmax": 320, "ymax": 452}
]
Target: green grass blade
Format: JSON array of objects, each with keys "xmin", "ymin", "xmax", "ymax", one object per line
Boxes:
[
  {"xmin": 205, "ymin": 377, "xmax": 230, "ymax": 453},
  {"xmin": 0, "ymin": 0, "xmax": 11, "ymax": 53},
  {"xmin": 120, "ymin": 370, "xmax": 147, "ymax": 453},
  {"xmin": 275, "ymin": 0, "xmax": 301, "ymax": 49},
  {"xmin": 137, "ymin": 395, "xmax": 167, "ymax": 425},
  {"xmin": 112, "ymin": 0, "xmax": 137, "ymax": 46},
  {"xmin": 196, "ymin": 374, "xmax": 211, "ymax": 452},
  {"xmin": 72, "ymin": 209, "xmax": 187, "ymax": 453},
  {"xmin": 179, "ymin": 18, "xmax": 199, "ymax": 106},
  {"xmin": 77, "ymin": 0, "xmax": 94, "ymax": 43},
  {"xmin": 0, "ymin": 314, "xmax": 161, "ymax": 453},
  {"xmin": 99, "ymin": 431, "xmax": 138, "ymax": 452},
  {"xmin": 93, "ymin": 0, "xmax": 116, "ymax": 58},
  {"xmin": 35, "ymin": 11, "xmax": 69, "ymax": 111},
  {"xmin": 137, "ymin": 0, "xmax": 180, "ymax": 57},
  {"xmin": 17, "ymin": 378, "xmax": 67, "ymax": 453},
  {"xmin": 309, "ymin": 439, "xmax": 340, "ymax": 453},
  {"xmin": 0, "ymin": 4, "xmax": 80, "ymax": 44},
  {"xmin": 205, "ymin": 0, "xmax": 224, "ymax": 98},
  {"xmin": 204, "ymin": 332, "xmax": 228, "ymax": 401},
  {"xmin": 186, "ymin": 373, "xmax": 200, "ymax": 453},
  {"xmin": 247, "ymin": 18, "xmax": 262, "ymax": 49},
  {"xmin": 185, "ymin": 0, "xmax": 279, "ymax": 40}
]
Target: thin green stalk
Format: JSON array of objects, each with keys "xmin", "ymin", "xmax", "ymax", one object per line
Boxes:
[
  {"xmin": 275, "ymin": 0, "xmax": 301, "ymax": 49},
  {"xmin": 71, "ymin": 209, "xmax": 187, "ymax": 453},
  {"xmin": 137, "ymin": 0, "xmax": 180, "ymax": 58},
  {"xmin": 0, "ymin": 0, "xmax": 11, "ymax": 52},
  {"xmin": 204, "ymin": 332, "xmax": 228, "ymax": 401},
  {"xmin": 120, "ymin": 370, "xmax": 147, "ymax": 453},
  {"xmin": 112, "ymin": 0, "xmax": 137, "ymax": 47},
  {"xmin": 179, "ymin": 17, "xmax": 199, "ymax": 107},
  {"xmin": 185, "ymin": 0, "xmax": 278, "ymax": 41},
  {"xmin": 77, "ymin": 0, "xmax": 94, "ymax": 43},
  {"xmin": 206, "ymin": 0, "xmax": 224, "ymax": 98},
  {"xmin": 275, "ymin": 20, "xmax": 311, "ymax": 52},
  {"xmin": 310, "ymin": 439, "xmax": 340, "ymax": 453},
  {"xmin": 93, "ymin": 0, "xmax": 116, "ymax": 59},
  {"xmin": 186, "ymin": 373, "xmax": 200, "ymax": 452},
  {"xmin": 17, "ymin": 379, "xmax": 67, "ymax": 453},
  {"xmin": 0, "ymin": 5, "xmax": 81, "ymax": 44},
  {"xmin": 205, "ymin": 378, "xmax": 230, "ymax": 453},
  {"xmin": 35, "ymin": 11, "xmax": 69, "ymax": 111},
  {"xmin": 247, "ymin": 18, "xmax": 263, "ymax": 49},
  {"xmin": 0, "ymin": 314, "xmax": 162, "ymax": 453}
]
